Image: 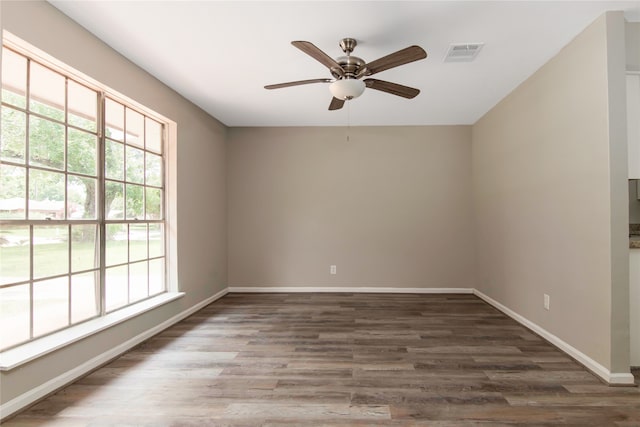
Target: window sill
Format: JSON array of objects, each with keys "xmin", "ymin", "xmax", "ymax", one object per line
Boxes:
[{"xmin": 0, "ymin": 292, "xmax": 185, "ymax": 371}]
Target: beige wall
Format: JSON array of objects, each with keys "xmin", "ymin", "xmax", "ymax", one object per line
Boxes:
[
  {"xmin": 629, "ymin": 22, "xmax": 640, "ymax": 222},
  {"xmin": 607, "ymin": 12, "xmax": 630, "ymax": 374},
  {"xmin": 472, "ymin": 12, "xmax": 628, "ymax": 373},
  {"xmin": 228, "ymin": 126, "xmax": 475, "ymax": 288},
  {"xmin": 629, "ymin": 181, "xmax": 640, "ymax": 223},
  {"xmin": 627, "ymin": 22, "xmax": 640, "ymax": 71},
  {"xmin": 0, "ymin": 1, "xmax": 227, "ymax": 405}
]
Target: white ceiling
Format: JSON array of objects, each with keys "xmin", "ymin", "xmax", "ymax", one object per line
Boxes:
[{"xmin": 49, "ymin": 1, "xmax": 640, "ymax": 127}]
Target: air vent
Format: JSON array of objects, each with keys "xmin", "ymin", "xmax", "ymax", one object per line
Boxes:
[{"xmin": 444, "ymin": 43, "xmax": 484, "ymax": 62}]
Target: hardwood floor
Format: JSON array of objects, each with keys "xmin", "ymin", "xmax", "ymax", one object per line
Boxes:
[{"xmin": 4, "ymin": 293, "xmax": 640, "ymax": 426}]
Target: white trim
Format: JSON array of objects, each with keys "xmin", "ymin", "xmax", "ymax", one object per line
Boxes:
[
  {"xmin": 473, "ymin": 289, "xmax": 635, "ymax": 386},
  {"xmin": 228, "ymin": 286, "xmax": 474, "ymax": 294},
  {"xmin": 0, "ymin": 288, "xmax": 228, "ymax": 421},
  {"xmin": 165, "ymin": 120, "xmax": 179, "ymax": 293},
  {"xmin": 609, "ymin": 373, "xmax": 637, "ymax": 385}
]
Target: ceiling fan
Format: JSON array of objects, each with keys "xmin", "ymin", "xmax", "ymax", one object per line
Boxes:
[{"xmin": 265, "ymin": 38, "xmax": 427, "ymax": 111}]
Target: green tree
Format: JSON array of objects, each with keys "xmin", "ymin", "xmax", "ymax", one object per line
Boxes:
[
  {"xmin": 1, "ymin": 101, "xmax": 127, "ymax": 220},
  {"xmin": 1, "ymin": 91, "xmax": 158, "ymax": 224},
  {"xmin": 0, "ymin": 104, "xmax": 26, "ymax": 163}
]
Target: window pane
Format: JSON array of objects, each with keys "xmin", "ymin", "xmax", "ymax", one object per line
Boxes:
[
  {"xmin": 0, "ymin": 164, "xmax": 26, "ymax": 219},
  {"xmin": 126, "ymin": 184, "xmax": 144, "ymax": 219},
  {"xmin": 68, "ymin": 175, "xmax": 97, "ymax": 219},
  {"xmin": 145, "ymin": 188, "xmax": 162, "ymax": 220},
  {"xmin": 105, "ymin": 181, "xmax": 124, "ymax": 219},
  {"xmin": 129, "ymin": 261, "xmax": 148, "ymax": 303},
  {"xmin": 33, "ymin": 276, "xmax": 69, "ymax": 337},
  {"xmin": 71, "ymin": 224, "xmax": 98, "ymax": 272},
  {"xmin": 0, "ymin": 225, "xmax": 30, "ymax": 285},
  {"xmin": 1, "ymin": 106, "xmax": 26, "ymax": 163},
  {"xmin": 129, "ymin": 223, "xmax": 147, "ymax": 262},
  {"xmin": 71, "ymin": 271, "xmax": 99, "ymax": 323},
  {"xmin": 1, "ymin": 49, "xmax": 27, "ymax": 108},
  {"xmin": 68, "ymin": 128, "xmax": 97, "ymax": 176},
  {"xmin": 29, "ymin": 116, "xmax": 65, "ymax": 170},
  {"xmin": 0, "ymin": 284, "xmax": 30, "ymax": 349},
  {"xmin": 126, "ymin": 146, "xmax": 144, "ymax": 184},
  {"xmin": 106, "ymin": 223, "xmax": 127, "ymax": 266},
  {"xmin": 149, "ymin": 258, "xmax": 164, "ymax": 296},
  {"xmin": 29, "ymin": 62, "xmax": 65, "ymax": 121},
  {"xmin": 68, "ymin": 80, "xmax": 97, "ymax": 132},
  {"xmin": 33, "ymin": 225, "xmax": 69, "ymax": 279},
  {"xmin": 29, "ymin": 169, "xmax": 65, "ymax": 219},
  {"xmin": 148, "ymin": 223, "xmax": 164, "ymax": 258},
  {"xmin": 105, "ymin": 98, "xmax": 124, "ymax": 141},
  {"xmin": 125, "ymin": 108, "xmax": 143, "ymax": 148},
  {"xmin": 145, "ymin": 117, "xmax": 162, "ymax": 153},
  {"xmin": 145, "ymin": 152, "xmax": 162, "ymax": 187},
  {"xmin": 105, "ymin": 139, "xmax": 124, "ymax": 181},
  {"xmin": 105, "ymin": 265, "xmax": 128, "ymax": 312}
]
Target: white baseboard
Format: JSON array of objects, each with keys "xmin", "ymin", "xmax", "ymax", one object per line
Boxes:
[
  {"xmin": 473, "ymin": 289, "xmax": 635, "ymax": 386},
  {"xmin": 0, "ymin": 287, "xmax": 229, "ymax": 421},
  {"xmin": 228, "ymin": 286, "xmax": 474, "ymax": 294}
]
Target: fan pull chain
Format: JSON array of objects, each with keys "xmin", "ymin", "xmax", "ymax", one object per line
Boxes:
[{"xmin": 346, "ymin": 101, "xmax": 351, "ymax": 142}]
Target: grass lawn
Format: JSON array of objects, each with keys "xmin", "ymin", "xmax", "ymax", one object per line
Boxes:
[
  {"xmin": 1, "ymin": 234, "xmax": 164, "ymax": 349},
  {"xmin": 0, "ymin": 240, "xmax": 162, "ymax": 284}
]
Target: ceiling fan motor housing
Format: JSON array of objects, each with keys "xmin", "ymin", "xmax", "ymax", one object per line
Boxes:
[{"xmin": 331, "ymin": 56, "xmax": 366, "ymax": 79}]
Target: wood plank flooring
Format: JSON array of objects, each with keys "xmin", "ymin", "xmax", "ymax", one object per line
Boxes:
[{"xmin": 4, "ymin": 293, "xmax": 640, "ymax": 426}]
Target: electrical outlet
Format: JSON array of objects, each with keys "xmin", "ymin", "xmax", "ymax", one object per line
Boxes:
[
  {"xmin": 330, "ymin": 265, "xmax": 337, "ymax": 275},
  {"xmin": 544, "ymin": 294, "xmax": 550, "ymax": 311}
]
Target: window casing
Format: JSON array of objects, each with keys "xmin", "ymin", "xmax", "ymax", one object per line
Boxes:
[{"xmin": 0, "ymin": 43, "xmax": 168, "ymax": 351}]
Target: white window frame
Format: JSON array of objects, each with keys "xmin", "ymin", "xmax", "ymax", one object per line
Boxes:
[{"xmin": 0, "ymin": 32, "xmax": 180, "ymax": 370}]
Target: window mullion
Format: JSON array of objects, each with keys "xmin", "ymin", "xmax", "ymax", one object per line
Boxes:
[
  {"xmin": 64, "ymin": 78, "xmax": 72, "ymax": 326},
  {"xmin": 98, "ymin": 92, "xmax": 107, "ymax": 317},
  {"xmin": 123, "ymin": 108, "xmax": 130, "ymax": 307},
  {"xmin": 24, "ymin": 58, "xmax": 31, "ymax": 220},
  {"xmin": 143, "ymin": 119, "xmax": 150, "ymax": 297},
  {"xmin": 25, "ymin": 57, "xmax": 34, "ymax": 341},
  {"xmin": 63, "ymin": 78, "xmax": 69, "ymax": 218},
  {"xmin": 29, "ymin": 225, "xmax": 34, "ymax": 341},
  {"xmin": 67, "ymin": 225, "xmax": 72, "ymax": 324}
]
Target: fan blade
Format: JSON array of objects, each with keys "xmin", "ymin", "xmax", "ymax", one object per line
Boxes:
[
  {"xmin": 364, "ymin": 79, "xmax": 420, "ymax": 99},
  {"xmin": 265, "ymin": 78, "xmax": 332, "ymax": 90},
  {"xmin": 361, "ymin": 46, "xmax": 427, "ymax": 76},
  {"xmin": 292, "ymin": 41, "xmax": 345, "ymax": 77},
  {"xmin": 329, "ymin": 97, "xmax": 345, "ymax": 110}
]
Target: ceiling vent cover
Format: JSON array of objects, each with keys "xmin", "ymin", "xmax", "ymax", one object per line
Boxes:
[{"xmin": 444, "ymin": 43, "xmax": 484, "ymax": 62}]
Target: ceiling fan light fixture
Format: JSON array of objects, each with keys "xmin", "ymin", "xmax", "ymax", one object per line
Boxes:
[{"xmin": 330, "ymin": 78, "xmax": 365, "ymax": 100}]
